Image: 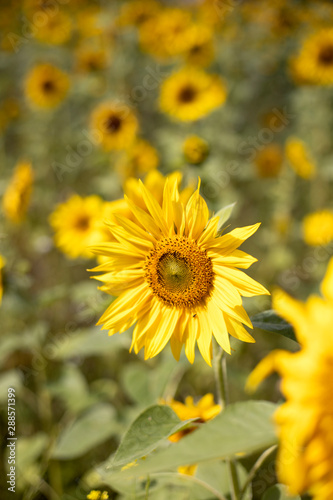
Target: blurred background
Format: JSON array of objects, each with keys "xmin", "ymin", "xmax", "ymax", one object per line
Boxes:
[{"xmin": 1, "ymin": 0, "xmax": 333, "ymax": 498}]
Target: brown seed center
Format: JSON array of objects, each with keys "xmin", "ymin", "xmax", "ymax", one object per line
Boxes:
[
  {"xmin": 178, "ymin": 85, "xmax": 197, "ymax": 103},
  {"xmin": 105, "ymin": 115, "xmax": 122, "ymax": 132},
  {"xmin": 319, "ymin": 45, "xmax": 333, "ymax": 65}
]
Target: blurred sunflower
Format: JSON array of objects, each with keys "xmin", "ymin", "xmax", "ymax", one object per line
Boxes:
[
  {"xmin": 91, "ymin": 178, "xmax": 268, "ymax": 365},
  {"xmin": 90, "ymin": 102, "xmax": 138, "ymax": 151},
  {"xmin": 182, "ymin": 25, "xmax": 215, "ymax": 67},
  {"xmin": 302, "ymin": 210, "xmax": 333, "ymax": 246},
  {"xmin": 49, "ymin": 195, "xmax": 105, "ymax": 259},
  {"xmin": 117, "ymin": 0, "xmax": 160, "ymax": 28},
  {"xmin": 247, "ymin": 259, "xmax": 333, "ymax": 500},
  {"xmin": 87, "ymin": 491, "xmax": 109, "ymax": 500},
  {"xmin": 115, "ymin": 139, "xmax": 159, "ymax": 181},
  {"xmin": 0, "ymin": 255, "xmax": 6, "ymax": 305},
  {"xmin": 77, "ymin": 7, "xmax": 103, "ymax": 39},
  {"xmin": 24, "ymin": 63, "xmax": 69, "ymax": 109},
  {"xmin": 76, "ymin": 45, "xmax": 109, "ymax": 73},
  {"xmin": 2, "ymin": 161, "xmax": 34, "ymax": 223},
  {"xmin": 139, "ymin": 8, "xmax": 192, "ymax": 59},
  {"xmin": 254, "ymin": 144, "xmax": 284, "ymax": 178},
  {"xmin": 285, "ymin": 137, "xmax": 316, "ymax": 179},
  {"xmin": 183, "ymin": 135, "xmax": 209, "ymax": 165},
  {"xmin": 291, "ymin": 29, "xmax": 333, "ymax": 85},
  {"xmin": 33, "ymin": 10, "xmax": 72, "ymax": 45},
  {"xmin": 160, "ymin": 68, "xmax": 227, "ymax": 122}
]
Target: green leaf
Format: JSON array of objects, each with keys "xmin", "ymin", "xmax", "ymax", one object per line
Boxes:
[
  {"xmin": 112, "ymin": 405, "xmax": 197, "ymax": 468},
  {"xmin": 215, "ymin": 202, "xmax": 236, "ymax": 231},
  {"xmin": 262, "ymin": 484, "xmax": 301, "ymax": 500},
  {"xmin": 251, "ymin": 310, "xmax": 297, "ymax": 343},
  {"xmin": 97, "ymin": 401, "xmax": 277, "ymax": 482},
  {"xmin": 52, "ymin": 403, "xmax": 117, "ymax": 459}
]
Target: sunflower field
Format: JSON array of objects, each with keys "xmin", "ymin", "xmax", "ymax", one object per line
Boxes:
[{"xmin": 1, "ymin": 1, "xmax": 333, "ymax": 499}]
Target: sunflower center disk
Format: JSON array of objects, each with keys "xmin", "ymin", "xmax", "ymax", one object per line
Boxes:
[
  {"xmin": 144, "ymin": 237, "xmax": 214, "ymax": 308},
  {"xmin": 319, "ymin": 45, "xmax": 333, "ymax": 65}
]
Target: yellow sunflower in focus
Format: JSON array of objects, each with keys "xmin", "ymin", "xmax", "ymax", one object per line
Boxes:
[
  {"xmin": 91, "ymin": 178, "xmax": 268, "ymax": 365},
  {"xmin": 183, "ymin": 135, "xmax": 209, "ymax": 165},
  {"xmin": 160, "ymin": 68, "xmax": 227, "ymax": 122},
  {"xmin": 247, "ymin": 258, "xmax": 333, "ymax": 500},
  {"xmin": 302, "ymin": 210, "xmax": 333, "ymax": 247},
  {"xmin": 115, "ymin": 139, "xmax": 159, "ymax": 181},
  {"xmin": 285, "ymin": 137, "xmax": 316, "ymax": 179},
  {"xmin": 33, "ymin": 10, "xmax": 72, "ymax": 45},
  {"xmin": 90, "ymin": 102, "xmax": 138, "ymax": 151},
  {"xmin": 117, "ymin": 0, "xmax": 160, "ymax": 28},
  {"xmin": 49, "ymin": 195, "xmax": 105, "ymax": 259},
  {"xmin": 25, "ymin": 63, "xmax": 69, "ymax": 109},
  {"xmin": 291, "ymin": 29, "xmax": 333, "ymax": 85},
  {"xmin": 2, "ymin": 161, "xmax": 33, "ymax": 223},
  {"xmin": 0, "ymin": 255, "xmax": 6, "ymax": 305},
  {"xmin": 254, "ymin": 144, "xmax": 284, "ymax": 178}
]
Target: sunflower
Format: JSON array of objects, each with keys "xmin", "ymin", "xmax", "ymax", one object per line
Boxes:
[
  {"xmin": 0, "ymin": 255, "xmax": 6, "ymax": 305},
  {"xmin": 115, "ymin": 139, "xmax": 159, "ymax": 181},
  {"xmin": 90, "ymin": 101, "xmax": 138, "ymax": 151},
  {"xmin": 91, "ymin": 178, "xmax": 268, "ymax": 365},
  {"xmin": 183, "ymin": 135, "xmax": 209, "ymax": 165},
  {"xmin": 254, "ymin": 144, "xmax": 284, "ymax": 178},
  {"xmin": 291, "ymin": 29, "xmax": 333, "ymax": 85},
  {"xmin": 117, "ymin": 0, "xmax": 160, "ymax": 28},
  {"xmin": 33, "ymin": 10, "xmax": 72, "ymax": 45},
  {"xmin": 247, "ymin": 258, "xmax": 333, "ymax": 500},
  {"xmin": 159, "ymin": 68, "xmax": 227, "ymax": 122},
  {"xmin": 302, "ymin": 210, "xmax": 333, "ymax": 246},
  {"xmin": 24, "ymin": 63, "xmax": 69, "ymax": 109},
  {"xmin": 49, "ymin": 195, "xmax": 106, "ymax": 259},
  {"xmin": 285, "ymin": 137, "xmax": 316, "ymax": 179},
  {"xmin": 87, "ymin": 491, "xmax": 109, "ymax": 500},
  {"xmin": 182, "ymin": 25, "xmax": 215, "ymax": 67},
  {"xmin": 2, "ymin": 161, "xmax": 33, "ymax": 223},
  {"xmin": 76, "ymin": 45, "xmax": 109, "ymax": 73}
]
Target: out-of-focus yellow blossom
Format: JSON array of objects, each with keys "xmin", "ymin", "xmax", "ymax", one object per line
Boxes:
[
  {"xmin": 77, "ymin": 7, "xmax": 103, "ymax": 39},
  {"xmin": 183, "ymin": 135, "xmax": 209, "ymax": 165},
  {"xmin": 139, "ymin": 8, "xmax": 192, "ymax": 59},
  {"xmin": 163, "ymin": 394, "xmax": 221, "ymax": 476},
  {"xmin": 49, "ymin": 195, "xmax": 106, "ymax": 259},
  {"xmin": 182, "ymin": 24, "xmax": 215, "ymax": 67},
  {"xmin": 302, "ymin": 210, "xmax": 333, "ymax": 246},
  {"xmin": 285, "ymin": 137, "xmax": 317, "ymax": 179},
  {"xmin": 2, "ymin": 161, "xmax": 34, "ymax": 223},
  {"xmin": 115, "ymin": 139, "xmax": 159, "ymax": 181},
  {"xmin": 160, "ymin": 67, "xmax": 227, "ymax": 122},
  {"xmin": 87, "ymin": 491, "xmax": 109, "ymax": 500},
  {"xmin": 117, "ymin": 0, "xmax": 160, "ymax": 28},
  {"xmin": 24, "ymin": 63, "xmax": 69, "ymax": 109},
  {"xmin": 76, "ymin": 45, "xmax": 109, "ymax": 73},
  {"xmin": 254, "ymin": 144, "xmax": 284, "ymax": 178},
  {"xmin": 291, "ymin": 29, "xmax": 333, "ymax": 85},
  {"xmin": 0, "ymin": 255, "xmax": 6, "ymax": 305},
  {"xmin": 247, "ymin": 258, "xmax": 333, "ymax": 500},
  {"xmin": 33, "ymin": 10, "xmax": 72, "ymax": 45},
  {"xmin": 90, "ymin": 102, "xmax": 138, "ymax": 151}
]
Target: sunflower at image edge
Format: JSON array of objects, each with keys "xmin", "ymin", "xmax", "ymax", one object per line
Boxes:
[
  {"xmin": 91, "ymin": 178, "xmax": 269, "ymax": 366},
  {"xmin": 159, "ymin": 67, "xmax": 227, "ymax": 122},
  {"xmin": 24, "ymin": 63, "xmax": 70, "ymax": 109},
  {"xmin": 90, "ymin": 101, "xmax": 138, "ymax": 151}
]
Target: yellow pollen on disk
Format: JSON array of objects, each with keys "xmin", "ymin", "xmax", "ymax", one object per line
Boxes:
[{"xmin": 144, "ymin": 236, "xmax": 214, "ymax": 308}]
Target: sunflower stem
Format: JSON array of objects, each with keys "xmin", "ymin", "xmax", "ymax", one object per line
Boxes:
[{"xmin": 213, "ymin": 342, "xmax": 241, "ymax": 500}]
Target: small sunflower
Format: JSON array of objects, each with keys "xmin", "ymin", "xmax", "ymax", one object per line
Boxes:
[
  {"xmin": 33, "ymin": 10, "xmax": 72, "ymax": 45},
  {"xmin": 254, "ymin": 144, "xmax": 284, "ymax": 178},
  {"xmin": 302, "ymin": 210, "xmax": 333, "ymax": 246},
  {"xmin": 90, "ymin": 101, "xmax": 138, "ymax": 151},
  {"xmin": 2, "ymin": 161, "xmax": 33, "ymax": 223},
  {"xmin": 24, "ymin": 63, "xmax": 69, "ymax": 109},
  {"xmin": 87, "ymin": 491, "xmax": 109, "ymax": 500},
  {"xmin": 291, "ymin": 29, "xmax": 333, "ymax": 85},
  {"xmin": 76, "ymin": 45, "xmax": 109, "ymax": 73},
  {"xmin": 117, "ymin": 0, "xmax": 160, "ymax": 28},
  {"xmin": 159, "ymin": 68, "xmax": 227, "ymax": 122},
  {"xmin": 91, "ymin": 178, "xmax": 268, "ymax": 365},
  {"xmin": 183, "ymin": 135, "xmax": 209, "ymax": 165},
  {"xmin": 247, "ymin": 258, "xmax": 333, "ymax": 500},
  {"xmin": 115, "ymin": 139, "xmax": 159, "ymax": 181},
  {"xmin": 182, "ymin": 25, "xmax": 215, "ymax": 67},
  {"xmin": 49, "ymin": 195, "xmax": 106, "ymax": 259},
  {"xmin": 285, "ymin": 137, "xmax": 316, "ymax": 179}
]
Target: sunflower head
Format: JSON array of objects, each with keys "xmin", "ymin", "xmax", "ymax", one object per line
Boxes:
[
  {"xmin": 183, "ymin": 135, "xmax": 209, "ymax": 165},
  {"xmin": 302, "ymin": 210, "xmax": 333, "ymax": 247},
  {"xmin": 25, "ymin": 63, "xmax": 69, "ymax": 109},
  {"xmin": 115, "ymin": 139, "xmax": 159, "ymax": 181},
  {"xmin": 254, "ymin": 144, "xmax": 284, "ymax": 178},
  {"xmin": 285, "ymin": 137, "xmax": 316, "ymax": 179},
  {"xmin": 2, "ymin": 161, "xmax": 34, "ymax": 223}
]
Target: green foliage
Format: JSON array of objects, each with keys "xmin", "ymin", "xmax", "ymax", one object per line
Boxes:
[
  {"xmin": 262, "ymin": 484, "xmax": 301, "ymax": 500},
  {"xmin": 251, "ymin": 310, "xmax": 297, "ymax": 343}
]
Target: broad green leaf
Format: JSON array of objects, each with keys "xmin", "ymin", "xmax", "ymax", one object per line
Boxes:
[
  {"xmin": 97, "ymin": 401, "xmax": 277, "ymax": 482},
  {"xmin": 262, "ymin": 484, "xmax": 301, "ymax": 500},
  {"xmin": 112, "ymin": 405, "xmax": 197, "ymax": 467},
  {"xmin": 52, "ymin": 403, "xmax": 117, "ymax": 459},
  {"xmin": 251, "ymin": 310, "xmax": 297, "ymax": 343},
  {"xmin": 215, "ymin": 202, "xmax": 236, "ymax": 232}
]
